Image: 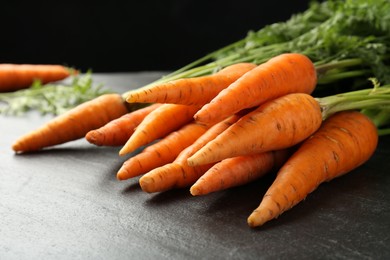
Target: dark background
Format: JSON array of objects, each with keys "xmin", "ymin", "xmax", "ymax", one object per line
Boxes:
[{"xmin": 1, "ymin": 1, "xmax": 311, "ymax": 72}]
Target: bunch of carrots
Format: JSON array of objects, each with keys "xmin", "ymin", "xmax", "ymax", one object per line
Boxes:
[
  {"xmin": 11, "ymin": 53, "xmax": 389, "ymax": 228},
  {"xmin": 7, "ymin": 0, "xmax": 390, "ymax": 228}
]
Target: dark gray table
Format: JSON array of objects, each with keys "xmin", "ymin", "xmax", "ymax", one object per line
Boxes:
[{"xmin": 1, "ymin": 73, "xmax": 389, "ymax": 259}]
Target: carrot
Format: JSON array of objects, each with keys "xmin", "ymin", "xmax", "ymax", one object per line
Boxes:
[
  {"xmin": 126, "ymin": 63, "xmax": 257, "ymax": 105},
  {"xmin": 0, "ymin": 64, "xmax": 74, "ymax": 92},
  {"xmin": 85, "ymin": 103, "xmax": 162, "ymax": 146},
  {"xmin": 190, "ymin": 149, "xmax": 290, "ymax": 196},
  {"xmin": 187, "ymin": 93, "xmax": 323, "ymax": 166},
  {"xmin": 247, "ymin": 111, "xmax": 378, "ymax": 228},
  {"xmin": 117, "ymin": 121, "xmax": 209, "ymax": 181},
  {"xmin": 12, "ymin": 93, "xmax": 129, "ymax": 153},
  {"xmin": 139, "ymin": 161, "xmax": 213, "ymax": 193},
  {"xmin": 118, "ymin": 103, "xmax": 200, "ymax": 156},
  {"xmin": 194, "ymin": 53, "xmax": 317, "ymax": 124}
]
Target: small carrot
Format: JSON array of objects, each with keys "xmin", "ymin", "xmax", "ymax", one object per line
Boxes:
[
  {"xmin": 190, "ymin": 149, "xmax": 290, "ymax": 196},
  {"xmin": 194, "ymin": 53, "xmax": 317, "ymax": 124},
  {"xmin": 119, "ymin": 103, "xmax": 200, "ymax": 156},
  {"xmin": 187, "ymin": 93, "xmax": 323, "ymax": 166},
  {"xmin": 85, "ymin": 103, "xmax": 162, "ymax": 146},
  {"xmin": 12, "ymin": 93, "xmax": 129, "ymax": 153},
  {"xmin": 247, "ymin": 111, "xmax": 378, "ymax": 228},
  {"xmin": 117, "ymin": 121, "xmax": 209, "ymax": 181},
  {"xmin": 126, "ymin": 63, "xmax": 257, "ymax": 105},
  {"xmin": 139, "ymin": 161, "xmax": 213, "ymax": 193},
  {"xmin": 0, "ymin": 64, "xmax": 75, "ymax": 92}
]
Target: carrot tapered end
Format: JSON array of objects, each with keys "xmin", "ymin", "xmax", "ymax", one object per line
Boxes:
[
  {"xmin": 116, "ymin": 162, "xmax": 141, "ymax": 181},
  {"xmin": 139, "ymin": 176, "xmax": 155, "ymax": 193},
  {"xmin": 116, "ymin": 170, "xmax": 126, "ymax": 181},
  {"xmin": 247, "ymin": 210, "xmax": 270, "ymax": 228},
  {"xmin": 189, "ymin": 186, "xmax": 202, "ymax": 196}
]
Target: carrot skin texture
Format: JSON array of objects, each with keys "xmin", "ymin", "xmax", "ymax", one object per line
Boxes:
[
  {"xmin": 187, "ymin": 93, "xmax": 323, "ymax": 166},
  {"xmin": 176, "ymin": 114, "xmax": 242, "ymax": 161},
  {"xmin": 247, "ymin": 111, "xmax": 378, "ymax": 228},
  {"xmin": 116, "ymin": 122, "xmax": 208, "ymax": 181},
  {"xmin": 194, "ymin": 53, "xmax": 317, "ymax": 124},
  {"xmin": 12, "ymin": 94, "xmax": 129, "ymax": 153},
  {"xmin": 119, "ymin": 104, "xmax": 200, "ymax": 155},
  {"xmin": 126, "ymin": 63, "xmax": 257, "ymax": 105},
  {"xmin": 190, "ymin": 149, "xmax": 290, "ymax": 196},
  {"xmin": 85, "ymin": 103, "xmax": 161, "ymax": 146},
  {"xmin": 0, "ymin": 64, "xmax": 73, "ymax": 92},
  {"xmin": 139, "ymin": 162, "xmax": 213, "ymax": 193}
]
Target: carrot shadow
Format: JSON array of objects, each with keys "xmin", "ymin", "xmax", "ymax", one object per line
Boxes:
[
  {"xmin": 120, "ymin": 177, "xmax": 142, "ymax": 194},
  {"xmin": 143, "ymin": 188, "xmax": 192, "ymax": 206}
]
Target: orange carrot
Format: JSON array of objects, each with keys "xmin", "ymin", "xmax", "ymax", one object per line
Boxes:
[
  {"xmin": 12, "ymin": 93, "xmax": 129, "ymax": 153},
  {"xmin": 118, "ymin": 103, "xmax": 200, "ymax": 155},
  {"xmin": 187, "ymin": 93, "xmax": 323, "ymax": 166},
  {"xmin": 126, "ymin": 63, "xmax": 257, "ymax": 105},
  {"xmin": 85, "ymin": 103, "xmax": 162, "ymax": 146},
  {"xmin": 190, "ymin": 149, "xmax": 290, "ymax": 196},
  {"xmin": 194, "ymin": 53, "xmax": 317, "ymax": 124},
  {"xmin": 247, "ymin": 111, "xmax": 378, "ymax": 228},
  {"xmin": 139, "ymin": 161, "xmax": 213, "ymax": 193},
  {"xmin": 117, "ymin": 121, "xmax": 209, "ymax": 181},
  {"xmin": 0, "ymin": 64, "xmax": 75, "ymax": 92}
]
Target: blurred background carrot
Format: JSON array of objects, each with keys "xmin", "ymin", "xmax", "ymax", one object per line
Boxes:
[{"xmin": 0, "ymin": 64, "xmax": 76, "ymax": 92}]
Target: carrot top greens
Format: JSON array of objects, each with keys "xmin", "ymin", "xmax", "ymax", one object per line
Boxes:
[
  {"xmin": 317, "ymin": 78, "xmax": 390, "ymax": 135},
  {"xmin": 0, "ymin": 71, "xmax": 111, "ymax": 116},
  {"xmin": 131, "ymin": 0, "xmax": 390, "ymax": 97},
  {"xmin": 2, "ymin": 0, "xmax": 389, "ymax": 115}
]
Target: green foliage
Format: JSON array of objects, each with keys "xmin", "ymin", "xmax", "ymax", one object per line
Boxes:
[
  {"xmin": 144, "ymin": 0, "xmax": 390, "ymax": 94},
  {"xmin": 0, "ymin": 71, "xmax": 111, "ymax": 116}
]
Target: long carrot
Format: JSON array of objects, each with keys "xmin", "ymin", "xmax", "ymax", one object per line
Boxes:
[
  {"xmin": 118, "ymin": 103, "xmax": 200, "ymax": 156},
  {"xmin": 126, "ymin": 63, "xmax": 257, "ymax": 105},
  {"xmin": 247, "ymin": 111, "xmax": 378, "ymax": 228},
  {"xmin": 117, "ymin": 121, "xmax": 208, "ymax": 181},
  {"xmin": 85, "ymin": 103, "xmax": 161, "ymax": 146},
  {"xmin": 190, "ymin": 149, "xmax": 290, "ymax": 196},
  {"xmin": 12, "ymin": 93, "xmax": 129, "ymax": 153},
  {"xmin": 194, "ymin": 53, "xmax": 317, "ymax": 124},
  {"xmin": 0, "ymin": 64, "xmax": 74, "ymax": 92},
  {"xmin": 187, "ymin": 93, "xmax": 323, "ymax": 166}
]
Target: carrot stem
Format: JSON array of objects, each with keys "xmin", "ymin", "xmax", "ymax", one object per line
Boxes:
[{"xmin": 317, "ymin": 84, "xmax": 390, "ymax": 120}]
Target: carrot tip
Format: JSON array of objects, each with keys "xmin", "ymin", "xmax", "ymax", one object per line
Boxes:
[
  {"xmin": 186, "ymin": 158, "xmax": 197, "ymax": 167},
  {"xmin": 189, "ymin": 186, "xmax": 201, "ymax": 196},
  {"xmin": 118, "ymin": 148, "xmax": 128, "ymax": 156},
  {"xmin": 247, "ymin": 216, "xmax": 259, "ymax": 228},
  {"xmin": 247, "ymin": 211, "xmax": 267, "ymax": 228},
  {"xmin": 139, "ymin": 176, "xmax": 154, "ymax": 193},
  {"xmin": 116, "ymin": 171, "xmax": 125, "ymax": 181}
]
